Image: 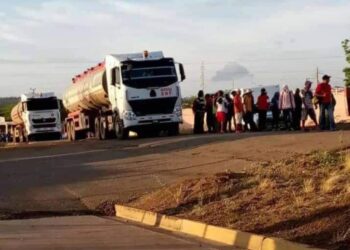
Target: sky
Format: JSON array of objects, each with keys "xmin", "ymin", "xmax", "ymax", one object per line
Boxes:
[{"xmin": 0, "ymin": 0, "xmax": 349, "ymax": 97}]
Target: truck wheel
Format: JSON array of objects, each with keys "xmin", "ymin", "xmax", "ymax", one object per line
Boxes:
[
  {"xmin": 94, "ymin": 117, "xmax": 101, "ymax": 139},
  {"xmin": 28, "ymin": 134, "xmax": 34, "ymax": 142},
  {"xmin": 114, "ymin": 116, "xmax": 129, "ymax": 140},
  {"xmin": 99, "ymin": 117, "xmax": 107, "ymax": 140},
  {"xmin": 66, "ymin": 123, "xmax": 71, "ymax": 141},
  {"xmin": 19, "ymin": 132, "xmax": 24, "ymax": 143},
  {"xmin": 23, "ymin": 131, "xmax": 28, "ymax": 142},
  {"xmin": 70, "ymin": 121, "xmax": 76, "ymax": 141},
  {"xmin": 168, "ymin": 123, "xmax": 180, "ymax": 136}
]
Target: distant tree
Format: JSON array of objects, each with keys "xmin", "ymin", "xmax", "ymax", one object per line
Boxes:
[
  {"xmin": 182, "ymin": 96, "xmax": 196, "ymax": 109},
  {"xmin": 342, "ymin": 39, "xmax": 350, "ymax": 86},
  {"xmin": 0, "ymin": 103, "xmax": 16, "ymax": 121}
]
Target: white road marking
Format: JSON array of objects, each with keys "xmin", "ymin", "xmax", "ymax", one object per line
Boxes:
[{"xmin": 0, "ymin": 149, "xmax": 106, "ymax": 163}]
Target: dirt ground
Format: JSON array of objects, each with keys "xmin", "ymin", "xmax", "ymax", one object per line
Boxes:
[{"xmin": 130, "ymin": 150, "xmax": 350, "ymax": 250}]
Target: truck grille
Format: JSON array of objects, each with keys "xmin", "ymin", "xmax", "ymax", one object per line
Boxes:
[
  {"xmin": 33, "ymin": 124, "xmax": 57, "ymax": 129},
  {"xmin": 32, "ymin": 118, "xmax": 56, "ymax": 123},
  {"xmin": 128, "ymin": 97, "xmax": 177, "ymax": 116}
]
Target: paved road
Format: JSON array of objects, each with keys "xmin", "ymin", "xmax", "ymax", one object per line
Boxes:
[
  {"xmin": 1, "ymin": 130, "xmax": 350, "ymax": 217},
  {"xmin": 0, "ymin": 215, "xmax": 236, "ymax": 249}
]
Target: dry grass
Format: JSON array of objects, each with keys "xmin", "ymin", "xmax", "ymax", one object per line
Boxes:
[
  {"xmin": 258, "ymin": 178, "xmax": 275, "ymax": 190},
  {"xmin": 303, "ymin": 179, "xmax": 315, "ymax": 193},
  {"xmin": 131, "ymin": 150, "xmax": 350, "ymax": 249},
  {"xmin": 344, "ymin": 154, "xmax": 350, "ymax": 172}
]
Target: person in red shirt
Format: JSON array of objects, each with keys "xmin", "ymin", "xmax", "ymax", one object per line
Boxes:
[
  {"xmin": 256, "ymin": 88, "xmax": 269, "ymax": 131},
  {"xmin": 315, "ymin": 75, "xmax": 335, "ymax": 130},
  {"xmin": 233, "ymin": 89, "xmax": 243, "ymax": 132}
]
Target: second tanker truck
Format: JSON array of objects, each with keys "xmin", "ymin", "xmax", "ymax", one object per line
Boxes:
[
  {"xmin": 10, "ymin": 92, "xmax": 62, "ymax": 142},
  {"xmin": 63, "ymin": 51, "xmax": 185, "ymax": 141}
]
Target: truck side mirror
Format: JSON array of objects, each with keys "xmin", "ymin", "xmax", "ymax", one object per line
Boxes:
[{"xmin": 179, "ymin": 63, "xmax": 186, "ymax": 82}]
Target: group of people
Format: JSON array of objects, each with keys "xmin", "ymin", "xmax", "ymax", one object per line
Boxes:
[{"xmin": 192, "ymin": 74, "xmax": 336, "ymax": 134}]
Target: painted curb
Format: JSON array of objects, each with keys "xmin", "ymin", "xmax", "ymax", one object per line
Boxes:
[{"xmin": 115, "ymin": 205, "xmax": 323, "ymax": 250}]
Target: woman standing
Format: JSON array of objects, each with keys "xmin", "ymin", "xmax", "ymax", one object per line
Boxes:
[
  {"xmin": 216, "ymin": 90, "xmax": 227, "ymax": 133},
  {"xmin": 279, "ymin": 85, "xmax": 295, "ymax": 130}
]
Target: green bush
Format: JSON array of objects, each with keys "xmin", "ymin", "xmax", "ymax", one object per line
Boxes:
[
  {"xmin": 342, "ymin": 39, "xmax": 350, "ymax": 86},
  {"xmin": 0, "ymin": 103, "xmax": 16, "ymax": 121}
]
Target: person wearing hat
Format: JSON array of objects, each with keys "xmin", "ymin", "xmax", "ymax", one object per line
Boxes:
[
  {"xmin": 243, "ymin": 89, "xmax": 257, "ymax": 131},
  {"xmin": 301, "ymin": 80, "xmax": 318, "ymax": 131},
  {"xmin": 315, "ymin": 75, "xmax": 335, "ymax": 130},
  {"xmin": 256, "ymin": 88, "xmax": 269, "ymax": 131}
]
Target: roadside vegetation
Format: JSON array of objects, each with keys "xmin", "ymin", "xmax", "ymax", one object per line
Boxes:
[
  {"xmin": 182, "ymin": 96, "xmax": 196, "ymax": 109},
  {"xmin": 0, "ymin": 97, "xmax": 19, "ymax": 121},
  {"xmin": 130, "ymin": 150, "xmax": 350, "ymax": 250}
]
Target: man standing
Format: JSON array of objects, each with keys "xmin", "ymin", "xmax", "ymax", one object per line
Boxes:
[
  {"xmin": 192, "ymin": 90, "xmax": 206, "ymax": 134},
  {"xmin": 301, "ymin": 81, "xmax": 318, "ymax": 131},
  {"xmin": 204, "ymin": 94, "xmax": 215, "ymax": 133},
  {"xmin": 256, "ymin": 88, "xmax": 269, "ymax": 131},
  {"xmin": 234, "ymin": 89, "xmax": 244, "ymax": 133},
  {"xmin": 243, "ymin": 89, "xmax": 257, "ymax": 131},
  {"xmin": 293, "ymin": 88, "xmax": 302, "ymax": 130},
  {"xmin": 315, "ymin": 75, "xmax": 335, "ymax": 131}
]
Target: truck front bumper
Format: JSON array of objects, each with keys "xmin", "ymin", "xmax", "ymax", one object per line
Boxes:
[{"xmin": 123, "ymin": 114, "xmax": 182, "ymax": 129}]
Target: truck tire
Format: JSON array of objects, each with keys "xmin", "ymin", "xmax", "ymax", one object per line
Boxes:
[
  {"xmin": 66, "ymin": 123, "xmax": 71, "ymax": 141},
  {"xmin": 19, "ymin": 132, "xmax": 24, "ymax": 143},
  {"xmin": 70, "ymin": 121, "xmax": 76, "ymax": 141},
  {"xmin": 114, "ymin": 116, "xmax": 129, "ymax": 140},
  {"xmin": 94, "ymin": 117, "xmax": 101, "ymax": 139},
  {"xmin": 168, "ymin": 123, "xmax": 180, "ymax": 136},
  {"xmin": 99, "ymin": 117, "xmax": 107, "ymax": 140}
]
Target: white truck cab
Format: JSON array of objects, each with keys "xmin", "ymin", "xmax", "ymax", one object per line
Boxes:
[
  {"xmin": 11, "ymin": 92, "xmax": 61, "ymax": 141},
  {"xmin": 105, "ymin": 51, "xmax": 185, "ymax": 137}
]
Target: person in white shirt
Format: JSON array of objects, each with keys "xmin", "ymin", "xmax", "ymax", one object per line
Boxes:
[{"xmin": 216, "ymin": 90, "xmax": 227, "ymax": 133}]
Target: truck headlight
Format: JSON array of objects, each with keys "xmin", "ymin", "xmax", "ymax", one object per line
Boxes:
[
  {"xmin": 173, "ymin": 106, "xmax": 182, "ymax": 116},
  {"xmin": 123, "ymin": 111, "xmax": 137, "ymax": 120}
]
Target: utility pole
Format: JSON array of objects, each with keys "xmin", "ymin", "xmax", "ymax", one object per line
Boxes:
[
  {"xmin": 200, "ymin": 61, "xmax": 205, "ymax": 91},
  {"xmin": 316, "ymin": 67, "xmax": 319, "ymax": 83}
]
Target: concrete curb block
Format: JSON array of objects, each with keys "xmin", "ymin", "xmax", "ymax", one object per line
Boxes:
[{"xmin": 115, "ymin": 205, "xmax": 323, "ymax": 250}]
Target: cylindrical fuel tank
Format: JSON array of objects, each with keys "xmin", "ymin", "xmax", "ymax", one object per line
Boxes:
[
  {"xmin": 63, "ymin": 65, "xmax": 109, "ymax": 113},
  {"xmin": 10, "ymin": 102, "xmax": 24, "ymax": 125}
]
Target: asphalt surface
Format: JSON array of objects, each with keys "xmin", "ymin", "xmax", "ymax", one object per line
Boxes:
[
  {"xmin": 1, "ymin": 130, "xmax": 350, "ymax": 217},
  {"xmin": 0, "ymin": 215, "xmax": 237, "ymax": 250}
]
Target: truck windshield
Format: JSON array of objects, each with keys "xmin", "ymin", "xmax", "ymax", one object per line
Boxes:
[
  {"xmin": 121, "ymin": 58, "xmax": 178, "ymax": 88},
  {"xmin": 26, "ymin": 98, "xmax": 59, "ymax": 111}
]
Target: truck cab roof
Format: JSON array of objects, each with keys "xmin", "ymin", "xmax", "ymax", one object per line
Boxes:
[
  {"xmin": 110, "ymin": 51, "xmax": 164, "ymax": 62},
  {"xmin": 21, "ymin": 92, "xmax": 57, "ymax": 102}
]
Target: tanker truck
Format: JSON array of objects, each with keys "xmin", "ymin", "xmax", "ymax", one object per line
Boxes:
[
  {"xmin": 10, "ymin": 92, "xmax": 62, "ymax": 142},
  {"xmin": 63, "ymin": 51, "xmax": 185, "ymax": 141}
]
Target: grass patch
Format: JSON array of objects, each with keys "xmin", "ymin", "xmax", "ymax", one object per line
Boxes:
[{"xmin": 130, "ymin": 150, "xmax": 350, "ymax": 249}]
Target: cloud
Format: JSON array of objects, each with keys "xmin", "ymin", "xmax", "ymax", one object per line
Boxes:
[{"xmin": 212, "ymin": 62, "xmax": 250, "ymax": 81}]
